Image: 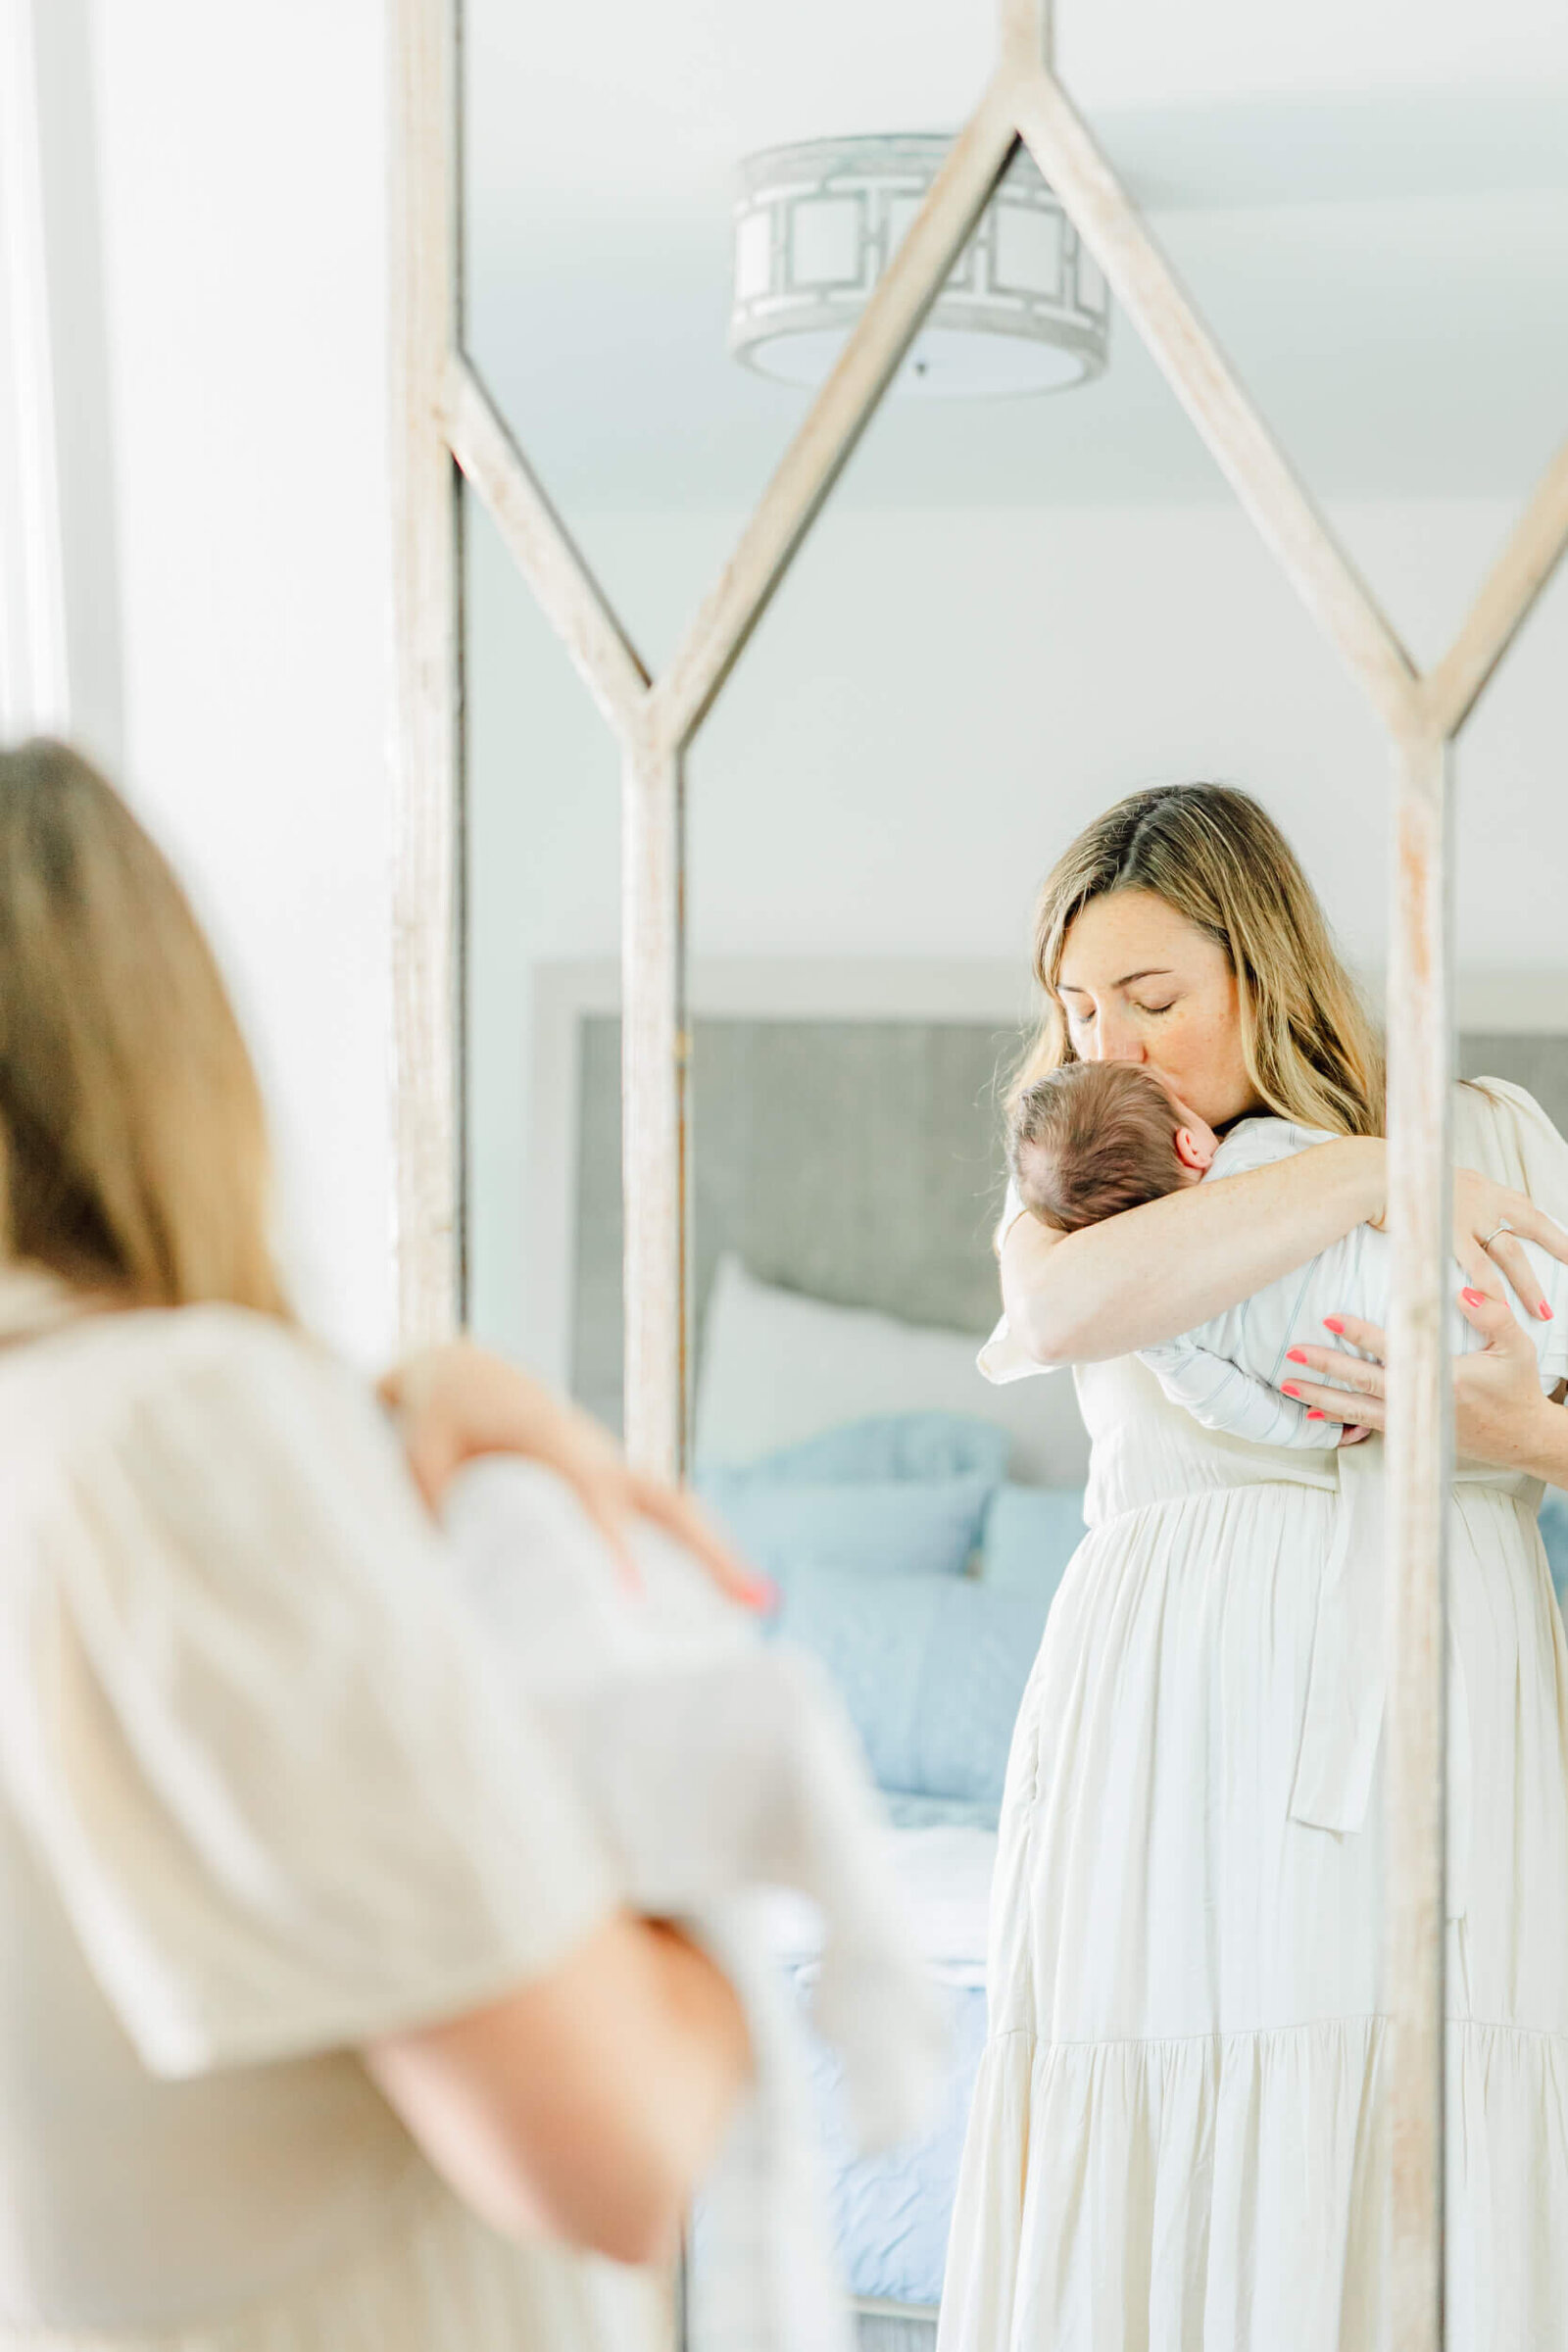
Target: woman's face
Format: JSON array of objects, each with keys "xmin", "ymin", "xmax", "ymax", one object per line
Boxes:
[{"xmin": 1055, "ymin": 888, "xmax": 1259, "ymax": 1129}]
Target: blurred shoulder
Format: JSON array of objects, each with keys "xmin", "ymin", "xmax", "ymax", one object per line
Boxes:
[{"xmin": 0, "ymin": 1285, "xmax": 378, "ymax": 1475}]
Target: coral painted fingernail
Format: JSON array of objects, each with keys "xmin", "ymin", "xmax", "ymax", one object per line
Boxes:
[
  {"xmin": 1323, "ymin": 1316, "xmax": 1346, "ymax": 1335},
  {"xmin": 1542, "ymin": 1302, "xmax": 1554, "ymax": 1321},
  {"xmin": 1282, "ymin": 1382, "xmax": 1300, "ymax": 1397},
  {"xmin": 1461, "ymin": 1288, "xmax": 1487, "ymax": 1308},
  {"xmin": 1307, "ymin": 1409, "xmax": 1325, "ymax": 1420},
  {"xmin": 1286, "ymin": 1348, "xmax": 1307, "ymax": 1363}
]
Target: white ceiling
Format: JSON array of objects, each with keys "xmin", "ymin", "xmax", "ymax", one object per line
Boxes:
[{"xmin": 463, "ymin": 0, "xmax": 1568, "ymax": 516}]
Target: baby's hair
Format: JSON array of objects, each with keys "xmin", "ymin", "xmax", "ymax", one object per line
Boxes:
[{"xmin": 1007, "ymin": 1062, "xmax": 1187, "ymax": 1234}]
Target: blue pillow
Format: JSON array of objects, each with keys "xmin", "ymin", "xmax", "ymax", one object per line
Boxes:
[
  {"xmin": 697, "ymin": 1472, "xmax": 992, "ymax": 1581},
  {"xmin": 722, "ymin": 1412, "xmax": 1012, "ymax": 1488},
  {"xmin": 877, "ymin": 1790, "xmax": 1002, "ymax": 1831},
  {"xmin": 1539, "ymin": 1491, "xmax": 1568, "ymax": 1610},
  {"xmin": 769, "ymin": 1565, "xmax": 1051, "ymax": 1804},
  {"xmin": 980, "ymin": 1484, "xmax": 1088, "ymax": 1604}
]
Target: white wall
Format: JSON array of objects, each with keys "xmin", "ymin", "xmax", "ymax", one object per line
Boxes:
[
  {"xmin": 89, "ymin": 0, "xmax": 397, "ymax": 1361},
  {"xmin": 466, "ymin": 491, "xmax": 1568, "ymax": 1358},
  {"xmin": 67, "ymin": 0, "xmax": 1568, "ymax": 1372}
]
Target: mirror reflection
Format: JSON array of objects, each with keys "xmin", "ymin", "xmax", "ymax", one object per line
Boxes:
[{"xmin": 464, "ymin": 3, "xmax": 1568, "ymax": 2342}]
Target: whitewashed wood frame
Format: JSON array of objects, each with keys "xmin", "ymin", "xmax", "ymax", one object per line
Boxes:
[
  {"xmin": 0, "ymin": 0, "xmax": 122, "ymax": 759},
  {"xmin": 391, "ymin": 0, "xmax": 1568, "ymax": 2335},
  {"xmin": 0, "ymin": 0, "xmax": 69, "ymax": 738},
  {"xmin": 390, "ymin": 0, "xmax": 463, "ymax": 1346}
]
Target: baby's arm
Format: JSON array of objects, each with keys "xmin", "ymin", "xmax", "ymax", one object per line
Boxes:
[{"xmin": 1139, "ymin": 1332, "xmax": 1342, "ymax": 1448}]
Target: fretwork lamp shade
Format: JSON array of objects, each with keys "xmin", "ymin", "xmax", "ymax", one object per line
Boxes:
[{"xmin": 729, "ymin": 133, "xmax": 1110, "ymax": 398}]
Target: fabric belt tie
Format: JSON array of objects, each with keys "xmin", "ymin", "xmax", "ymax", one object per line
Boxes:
[{"xmin": 1287, "ymin": 1436, "xmax": 1473, "ymax": 1921}]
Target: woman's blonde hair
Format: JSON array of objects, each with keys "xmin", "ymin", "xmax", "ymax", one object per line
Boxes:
[
  {"xmin": 1010, "ymin": 783, "xmax": 1384, "ymax": 1138},
  {"xmin": 0, "ymin": 738, "xmax": 288, "ymax": 1312}
]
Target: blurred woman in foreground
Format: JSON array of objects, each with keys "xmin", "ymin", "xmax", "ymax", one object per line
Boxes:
[{"xmin": 0, "ymin": 739, "xmax": 760, "ymax": 2351}]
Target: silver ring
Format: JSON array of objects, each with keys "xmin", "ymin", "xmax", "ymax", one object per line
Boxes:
[{"xmin": 1480, "ymin": 1216, "xmax": 1514, "ymax": 1250}]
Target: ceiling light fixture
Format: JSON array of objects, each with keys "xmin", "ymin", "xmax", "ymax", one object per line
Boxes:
[{"xmin": 728, "ymin": 133, "xmax": 1110, "ymax": 400}]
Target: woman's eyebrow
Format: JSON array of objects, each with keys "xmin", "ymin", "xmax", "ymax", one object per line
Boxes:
[{"xmin": 1059, "ymin": 967, "xmax": 1175, "ymax": 994}]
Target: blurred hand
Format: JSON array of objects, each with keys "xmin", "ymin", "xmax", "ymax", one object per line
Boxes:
[{"xmin": 379, "ymin": 1340, "xmax": 773, "ymax": 1609}]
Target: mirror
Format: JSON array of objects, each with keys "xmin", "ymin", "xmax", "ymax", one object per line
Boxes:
[{"xmin": 461, "ymin": 0, "xmax": 1568, "ymax": 2337}]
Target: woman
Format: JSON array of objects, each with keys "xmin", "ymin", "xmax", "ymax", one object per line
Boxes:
[
  {"xmin": 0, "ymin": 739, "xmax": 763, "ymax": 2351},
  {"xmin": 937, "ymin": 784, "xmax": 1568, "ymax": 2351}
]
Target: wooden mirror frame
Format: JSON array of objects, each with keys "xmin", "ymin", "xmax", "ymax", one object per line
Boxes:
[{"xmin": 389, "ymin": 3, "xmax": 1568, "ymax": 2334}]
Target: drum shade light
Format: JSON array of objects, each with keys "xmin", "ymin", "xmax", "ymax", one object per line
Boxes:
[{"xmin": 728, "ymin": 133, "xmax": 1110, "ymax": 399}]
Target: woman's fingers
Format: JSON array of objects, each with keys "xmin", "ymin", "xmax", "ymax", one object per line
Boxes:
[
  {"xmin": 1282, "ymin": 1335, "xmax": 1386, "ymax": 1392},
  {"xmin": 1281, "ymin": 1343, "xmax": 1351, "ymax": 1382},
  {"xmin": 1484, "ymin": 1234, "xmax": 1552, "ymax": 1322},
  {"xmin": 1318, "ymin": 1311, "xmax": 1386, "ymax": 1359},
  {"xmin": 1455, "ymin": 1238, "xmax": 1496, "ymax": 1294},
  {"xmin": 568, "ymin": 1465, "xmax": 771, "ymax": 1608},
  {"xmin": 1516, "ymin": 1201, "xmax": 1568, "ymax": 1270},
  {"xmin": 578, "ymin": 1492, "xmax": 644, "ymax": 1591},
  {"xmin": 633, "ymin": 1479, "xmax": 777, "ymax": 1610},
  {"xmin": 561, "ymin": 1468, "xmax": 773, "ymax": 1609},
  {"xmin": 383, "ymin": 1342, "xmax": 770, "ymax": 1610},
  {"xmin": 1281, "ymin": 1320, "xmax": 1386, "ymax": 1429},
  {"xmin": 1452, "ymin": 1168, "xmax": 1568, "ymax": 1310},
  {"xmin": 1289, "ymin": 1378, "xmax": 1387, "ymax": 1429},
  {"xmin": 1455, "ymin": 1279, "xmax": 1524, "ymax": 1347}
]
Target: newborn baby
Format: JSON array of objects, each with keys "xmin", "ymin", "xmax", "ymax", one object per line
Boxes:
[
  {"xmin": 440, "ymin": 1458, "xmax": 945, "ymax": 2352},
  {"xmin": 1006, "ymin": 1060, "xmax": 1568, "ymax": 1447}
]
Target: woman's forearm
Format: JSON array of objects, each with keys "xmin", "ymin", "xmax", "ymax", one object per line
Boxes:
[
  {"xmin": 365, "ymin": 1912, "xmax": 751, "ymax": 2268},
  {"xmin": 1004, "ymin": 1135, "xmax": 1386, "ymax": 1365}
]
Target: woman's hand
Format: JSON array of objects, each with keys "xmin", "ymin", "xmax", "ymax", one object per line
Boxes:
[
  {"xmin": 1428, "ymin": 1168, "xmax": 1567, "ymax": 1317},
  {"xmin": 1285, "ymin": 1163, "xmax": 1568, "ymax": 1445},
  {"xmin": 1280, "ymin": 1312, "xmax": 1392, "ymax": 1436},
  {"xmin": 379, "ymin": 1340, "xmax": 774, "ymax": 1609},
  {"xmin": 1280, "ymin": 1285, "xmax": 1567, "ymax": 1477},
  {"xmin": 1446, "ymin": 1280, "xmax": 1567, "ymax": 1474}
]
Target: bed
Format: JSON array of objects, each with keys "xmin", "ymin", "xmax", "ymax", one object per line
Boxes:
[{"xmin": 769, "ymin": 1826, "xmax": 994, "ymax": 2340}]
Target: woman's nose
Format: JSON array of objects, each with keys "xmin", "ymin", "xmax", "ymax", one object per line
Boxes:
[{"xmin": 1090, "ymin": 1014, "xmax": 1144, "ymax": 1064}]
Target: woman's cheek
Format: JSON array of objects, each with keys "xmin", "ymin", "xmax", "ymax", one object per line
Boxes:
[{"xmin": 1169, "ymin": 1014, "xmax": 1242, "ymax": 1123}]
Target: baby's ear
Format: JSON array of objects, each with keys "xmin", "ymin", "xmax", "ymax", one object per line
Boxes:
[{"xmin": 1173, "ymin": 1125, "xmax": 1215, "ymax": 1173}]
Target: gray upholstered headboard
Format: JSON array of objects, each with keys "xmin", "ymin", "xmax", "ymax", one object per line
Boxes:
[{"xmin": 569, "ymin": 1019, "xmax": 1568, "ymax": 1436}]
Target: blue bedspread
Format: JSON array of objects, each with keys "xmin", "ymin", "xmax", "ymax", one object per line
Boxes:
[{"xmin": 785, "ymin": 1965, "xmax": 989, "ymax": 2310}]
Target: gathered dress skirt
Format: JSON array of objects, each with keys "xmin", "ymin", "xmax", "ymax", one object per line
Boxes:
[{"xmin": 938, "ymin": 1353, "xmax": 1568, "ymax": 2352}]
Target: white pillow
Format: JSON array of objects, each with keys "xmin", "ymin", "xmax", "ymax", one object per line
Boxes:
[{"xmin": 693, "ymin": 1253, "xmax": 1090, "ymax": 1487}]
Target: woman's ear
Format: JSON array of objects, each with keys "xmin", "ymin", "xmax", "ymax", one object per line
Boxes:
[{"xmin": 1173, "ymin": 1125, "xmax": 1215, "ymax": 1174}]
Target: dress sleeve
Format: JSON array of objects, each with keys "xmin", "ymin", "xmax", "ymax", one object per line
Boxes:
[
  {"xmin": 5, "ymin": 1312, "xmax": 617, "ymax": 2080},
  {"xmin": 977, "ymin": 1178, "xmax": 1069, "ymax": 1385},
  {"xmin": 1461, "ymin": 1077, "xmax": 1568, "ymax": 1230}
]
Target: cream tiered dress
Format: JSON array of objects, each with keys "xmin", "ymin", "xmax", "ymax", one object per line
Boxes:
[
  {"xmin": 0, "ymin": 1274, "xmax": 665, "ymax": 2351},
  {"xmin": 937, "ymin": 1079, "xmax": 1568, "ymax": 2352}
]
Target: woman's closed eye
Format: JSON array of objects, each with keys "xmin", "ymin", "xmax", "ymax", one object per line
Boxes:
[{"xmin": 1064, "ymin": 998, "xmax": 1176, "ymax": 1031}]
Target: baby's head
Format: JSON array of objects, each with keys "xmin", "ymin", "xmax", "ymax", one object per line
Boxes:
[{"xmin": 1006, "ymin": 1062, "xmax": 1219, "ymax": 1233}]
